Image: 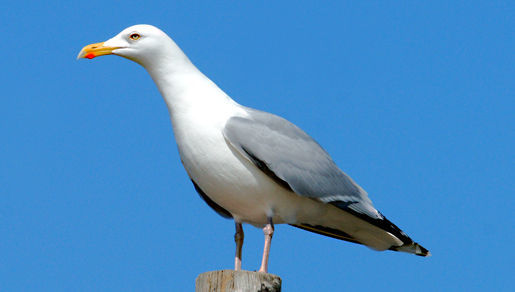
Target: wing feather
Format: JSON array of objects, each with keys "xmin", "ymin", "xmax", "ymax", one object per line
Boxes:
[
  {"xmin": 223, "ymin": 108, "xmax": 381, "ymax": 220},
  {"xmin": 223, "ymin": 108, "xmax": 430, "ymax": 256}
]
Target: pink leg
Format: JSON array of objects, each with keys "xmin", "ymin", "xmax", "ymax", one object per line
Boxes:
[
  {"xmin": 258, "ymin": 218, "xmax": 274, "ymax": 273},
  {"xmin": 234, "ymin": 222, "xmax": 244, "ymax": 271}
]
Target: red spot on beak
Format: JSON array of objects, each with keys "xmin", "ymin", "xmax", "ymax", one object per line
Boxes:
[{"xmin": 85, "ymin": 53, "xmax": 96, "ymax": 59}]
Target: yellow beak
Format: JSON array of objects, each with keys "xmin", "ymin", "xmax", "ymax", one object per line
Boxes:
[{"xmin": 77, "ymin": 42, "xmax": 120, "ymax": 60}]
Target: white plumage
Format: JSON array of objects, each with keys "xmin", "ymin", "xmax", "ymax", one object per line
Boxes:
[{"xmin": 78, "ymin": 24, "xmax": 429, "ymax": 273}]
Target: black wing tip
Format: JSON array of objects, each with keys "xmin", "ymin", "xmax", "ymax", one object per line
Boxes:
[
  {"xmin": 330, "ymin": 201, "xmax": 414, "ymax": 244},
  {"xmin": 390, "ymin": 242, "xmax": 431, "ymax": 257},
  {"xmin": 290, "ymin": 223, "xmax": 361, "ymax": 245},
  {"xmin": 293, "ymin": 223, "xmax": 432, "ymax": 258},
  {"xmin": 416, "ymin": 244, "xmax": 431, "ymax": 257}
]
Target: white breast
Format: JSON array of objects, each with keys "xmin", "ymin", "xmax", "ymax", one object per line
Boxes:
[{"xmin": 169, "ymin": 99, "xmax": 322, "ymax": 226}]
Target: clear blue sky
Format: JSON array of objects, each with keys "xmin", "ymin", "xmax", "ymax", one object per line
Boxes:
[{"xmin": 2, "ymin": 1, "xmax": 513, "ymax": 291}]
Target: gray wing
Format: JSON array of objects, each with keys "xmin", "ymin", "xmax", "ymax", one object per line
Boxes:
[
  {"xmin": 223, "ymin": 108, "xmax": 382, "ymax": 220},
  {"xmin": 224, "ymin": 109, "xmax": 429, "ymax": 255}
]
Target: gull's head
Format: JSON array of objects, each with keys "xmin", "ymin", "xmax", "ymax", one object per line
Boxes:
[{"xmin": 77, "ymin": 24, "xmax": 178, "ymax": 67}]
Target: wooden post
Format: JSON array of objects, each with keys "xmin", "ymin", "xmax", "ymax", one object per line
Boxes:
[{"xmin": 195, "ymin": 270, "xmax": 282, "ymax": 292}]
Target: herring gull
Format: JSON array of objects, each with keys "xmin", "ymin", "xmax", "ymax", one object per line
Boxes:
[{"xmin": 78, "ymin": 24, "xmax": 430, "ymax": 273}]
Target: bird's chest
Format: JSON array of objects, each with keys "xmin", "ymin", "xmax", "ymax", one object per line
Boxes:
[
  {"xmin": 171, "ymin": 114, "xmax": 284, "ymax": 224},
  {"xmin": 177, "ymin": 122, "xmax": 237, "ymax": 183},
  {"xmin": 172, "ymin": 111, "xmax": 236, "ymax": 178}
]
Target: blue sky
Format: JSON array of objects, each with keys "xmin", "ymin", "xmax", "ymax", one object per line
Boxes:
[{"xmin": 2, "ymin": 1, "xmax": 513, "ymax": 291}]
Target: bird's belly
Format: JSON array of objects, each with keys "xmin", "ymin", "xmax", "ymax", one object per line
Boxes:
[{"xmin": 177, "ymin": 129, "xmax": 322, "ymax": 226}]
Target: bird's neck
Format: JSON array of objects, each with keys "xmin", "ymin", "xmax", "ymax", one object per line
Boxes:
[
  {"xmin": 143, "ymin": 52, "xmax": 241, "ymax": 135},
  {"xmin": 148, "ymin": 61, "xmax": 233, "ymax": 109}
]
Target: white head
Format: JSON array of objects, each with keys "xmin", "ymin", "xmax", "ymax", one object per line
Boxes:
[{"xmin": 77, "ymin": 24, "xmax": 190, "ymax": 69}]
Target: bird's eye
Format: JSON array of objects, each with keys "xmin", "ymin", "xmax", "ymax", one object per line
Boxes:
[{"xmin": 129, "ymin": 33, "xmax": 141, "ymax": 40}]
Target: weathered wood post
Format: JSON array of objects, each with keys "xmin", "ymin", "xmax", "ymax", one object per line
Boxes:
[{"xmin": 195, "ymin": 270, "xmax": 282, "ymax": 292}]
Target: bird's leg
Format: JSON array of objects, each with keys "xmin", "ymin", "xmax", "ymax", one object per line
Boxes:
[
  {"xmin": 258, "ymin": 217, "xmax": 274, "ymax": 273},
  {"xmin": 234, "ymin": 222, "xmax": 244, "ymax": 271}
]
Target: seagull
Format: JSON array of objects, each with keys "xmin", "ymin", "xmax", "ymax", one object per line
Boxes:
[{"xmin": 78, "ymin": 24, "xmax": 430, "ymax": 273}]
